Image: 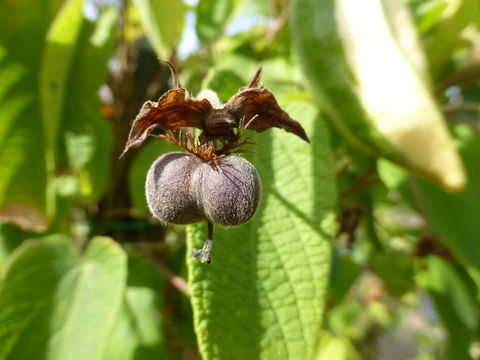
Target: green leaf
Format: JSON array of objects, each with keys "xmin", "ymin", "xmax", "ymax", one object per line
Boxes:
[
  {"xmin": 0, "ymin": 0, "xmax": 63, "ymax": 231},
  {"xmin": 196, "ymin": 0, "xmax": 235, "ymax": 44},
  {"xmin": 187, "ymin": 99, "xmax": 336, "ymax": 359},
  {"xmin": 128, "ymin": 139, "xmax": 178, "ymax": 216},
  {"xmin": 0, "ymin": 235, "xmax": 127, "ymax": 360},
  {"xmin": 40, "ymin": 0, "xmax": 84, "ymax": 156},
  {"xmin": 0, "ymin": 1, "xmax": 115, "ymax": 230},
  {"xmin": 40, "ymin": 0, "xmax": 86, "ymax": 217},
  {"xmin": 104, "ymin": 255, "xmax": 165, "ymax": 360},
  {"xmin": 419, "ymin": 256, "xmax": 479, "ymax": 359},
  {"xmin": 61, "ymin": 8, "xmax": 117, "ymax": 205},
  {"xmin": 131, "ymin": 0, "xmax": 186, "ymax": 58}
]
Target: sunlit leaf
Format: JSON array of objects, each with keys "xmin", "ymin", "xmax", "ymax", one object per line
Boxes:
[
  {"xmin": 0, "ymin": 0, "xmax": 63, "ymax": 231},
  {"xmin": 0, "ymin": 235, "xmax": 127, "ymax": 360},
  {"xmin": 40, "ymin": 0, "xmax": 84, "ymax": 156},
  {"xmin": 40, "ymin": 0, "xmax": 86, "ymax": 217},
  {"xmin": 61, "ymin": 8, "xmax": 117, "ymax": 205},
  {"xmin": 104, "ymin": 255, "xmax": 165, "ymax": 360}
]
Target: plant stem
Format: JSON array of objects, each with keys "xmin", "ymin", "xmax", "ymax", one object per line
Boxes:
[
  {"xmin": 137, "ymin": 243, "xmax": 190, "ymax": 296},
  {"xmin": 192, "ymin": 222, "xmax": 214, "ymax": 264},
  {"xmin": 148, "ymin": 254, "xmax": 190, "ymax": 296}
]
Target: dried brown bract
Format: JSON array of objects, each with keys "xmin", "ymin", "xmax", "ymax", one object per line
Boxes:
[{"xmin": 120, "ymin": 61, "xmax": 309, "ymax": 158}]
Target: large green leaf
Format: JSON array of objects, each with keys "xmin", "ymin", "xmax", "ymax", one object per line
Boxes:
[
  {"xmin": 0, "ymin": 0, "xmax": 62, "ymax": 231},
  {"xmin": 131, "ymin": 0, "xmax": 186, "ymax": 58},
  {"xmin": 104, "ymin": 255, "xmax": 165, "ymax": 360},
  {"xmin": 40, "ymin": 0, "xmax": 86, "ymax": 218},
  {"xmin": 0, "ymin": 0, "xmax": 116, "ymax": 230},
  {"xmin": 40, "ymin": 0, "xmax": 84, "ymax": 159},
  {"xmin": 0, "ymin": 235, "xmax": 127, "ymax": 360},
  {"xmin": 61, "ymin": 8, "xmax": 117, "ymax": 205},
  {"xmin": 187, "ymin": 97, "xmax": 336, "ymax": 359}
]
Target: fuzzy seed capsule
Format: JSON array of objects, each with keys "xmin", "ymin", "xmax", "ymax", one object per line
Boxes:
[
  {"xmin": 146, "ymin": 152, "xmax": 204, "ymax": 224},
  {"xmin": 146, "ymin": 152, "xmax": 262, "ymax": 227},
  {"xmin": 195, "ymin": 156, "xmax": 262, "ymax": 226}
]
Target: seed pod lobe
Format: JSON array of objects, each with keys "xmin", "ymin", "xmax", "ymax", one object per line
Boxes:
[
  {"xmin": 196, "ymin": 156, "xmax": 262, "ymax": 226},
  {"xmin": 146, "ymin": 152, "xmax": 204, "ymax": 224}
]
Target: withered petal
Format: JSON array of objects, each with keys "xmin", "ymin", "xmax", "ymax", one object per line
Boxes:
[
  {"xmin": 121, "ymin": 89, "xmax": 213, "ymax": 157},
  {"xmin": 226, "ymin": 88, "xmax": 310, "ymax": 142}
]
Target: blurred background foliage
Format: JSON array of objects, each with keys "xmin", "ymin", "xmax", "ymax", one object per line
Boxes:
[{"xmin": 0, "ymin": 0, "xmax": 480, "ymax": 359}]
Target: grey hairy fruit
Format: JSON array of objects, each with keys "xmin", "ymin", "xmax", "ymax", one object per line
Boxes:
[
  {"xmin": 146, "ymin": 152, "xmax": 204, "ymax": 224},
  {"xmin": 146, "ymin": 152, "xmax": 262, "ymax": 227},
  {"xmin": 195, "ymin": 157, "xmax": 262, "ymax": 226}
]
